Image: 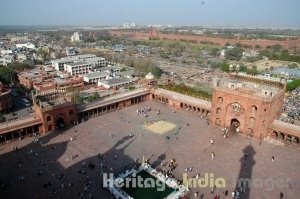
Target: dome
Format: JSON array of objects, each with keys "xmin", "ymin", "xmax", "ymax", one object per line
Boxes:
[{"xmin": 145, "ymin": 72, "xmax": 154, "ymax": 80}]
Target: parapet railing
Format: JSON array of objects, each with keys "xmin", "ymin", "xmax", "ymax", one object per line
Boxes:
[
  {"xmin": 77, "ymin": 88, "xmax": 151, "ymax": 111},
  {"xmin": 271, "ymin": 120, "xmax": 300, "ymax": 132},
  {"xmin": 234, "ymin": 73, "xmax": 283, "ymax": 83},
  {"xmin": 0, "ymin": 115, "xmax": 42, "ymax": 133},
  {"xmin": 214, "ymin": 87, "xmax": 274, "ymax": 102},
  {"xmin": 41, "ymin": 101, "xmax": 74, "ymax": 112},
  {"xmin": 0, "ymin": 113, "xmax": 36, "ymax": 125}
]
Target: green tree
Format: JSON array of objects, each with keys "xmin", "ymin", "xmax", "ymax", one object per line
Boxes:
[
  {"xmin": 0, "ymin": 67, "xmax": 16, "ymax": 84},
  {"xmin": 287, "ymin": 79, "xmax": 300, "ymax": 91},
  {"xmin": 271, "ymin": 44, "xmax": 282, "ymax": 52},
  {"xmin": 219, "ymin": 61, "xmax": 230, "ymax": 72},
  {"xmin": 225, "ymin": 47, "xmax": 243, "ymax": 61},
  {"xmin": 210, "ymin": 48, "xmax": 219, "ymax": 57}
]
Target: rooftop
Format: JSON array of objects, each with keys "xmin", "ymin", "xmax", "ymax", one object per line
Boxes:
[
  {"xmin": 214, "ymin": 73, "xmax": 284, "ymax": 99},
  {"xmin": 101, "ymin": 77, "xmax": 133, "ymax": 86},
  {"xmin": 84, "ymin": 71, "xmax": 108, "ymax": 79}
]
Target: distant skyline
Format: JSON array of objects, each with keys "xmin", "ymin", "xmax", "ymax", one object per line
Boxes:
[{"xmin": 1, "ymin": 0, "xmax": 300, "ymax": 27}]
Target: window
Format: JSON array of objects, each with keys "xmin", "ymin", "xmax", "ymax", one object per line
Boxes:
[
  {"xmin": 46, "ymin": 115, "xmax": 52, "ymax": 121},
  {"xmin": 249, "ymin": 117, "xmax": 256, "ymax": 127},
  {"xmin": 216, "ymin": 108, "xmax": 221, "ymax": 114},
  {"xmin": 217, "ymin": 97, "xmax": 223, "ymax": 104},
  {"xmin": 251, "ymin": 105, "xmax": 257, "ymax": 113},
  {"xmin": 215, "ymin": 118, "xmax": 221, "ymax": 126},
  {"xmin": 69, "ymin": 110, "xmax": 74, "ymax": 115}
]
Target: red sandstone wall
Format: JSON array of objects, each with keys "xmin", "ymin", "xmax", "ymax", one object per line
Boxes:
[
  {"xmin": 210, "ymin": 89, "xmax": 282, "ymax": 138},
  {"xmin": 111, "ymin": 30, "xmax": 300, "ymax": 50},
  {"xmin": 34, "ymin": 104, "xmax": 77, "ymax": 133}
]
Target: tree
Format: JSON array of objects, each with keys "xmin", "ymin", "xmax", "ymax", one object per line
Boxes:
[
  {"xmin": 225, "ymin": 47, "xmax": 243, "ymax": 61},
  {"xmin": 0, "ymin": 67, "xmax": 16, "ymax": 84},
  {"xmin": 219, "ymin": 61, "xmax": 230, "ymax": 72},
  {"xmin": 287, "ymin": 79, "xmax": 300, "ymax": 91},
  {"xmin": 210, "ymin": 48, "xmax": 219, "ymax": 57},
  {"xmin": 271, "ymin": 44, "xmax": 282, "ymax": 52}
]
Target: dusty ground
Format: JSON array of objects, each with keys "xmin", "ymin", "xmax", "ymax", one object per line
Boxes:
[
  {"xmin": 144, "ymin": 120, "xmax": 177, "ymax": 134},
  {"xmin": 245, "ymin": 58, "xmax": 300, "ymax": 71},
  {"xmin": 0, "ymin": 101, "xmax": 300, "ymax": 199}
]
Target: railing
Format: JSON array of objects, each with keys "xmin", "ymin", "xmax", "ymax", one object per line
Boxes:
[
  {"xmin": 41, "ymin": 101, "xmax": 74, "ymax": 112},
  {"xmin": 0, "ymin": 115, "xmax": 42, "ymax": 133},
  {"xmin": 214, "ymin": 87, "xmax": 274, "ymax": 102},
  {"xmin": 77, "ymin": 88, "xmax": 150, "ymax": 112},
  {"xmin": 272, "ymin": 120, "xmax": 300, "ymax": 131},
  {"xmin": 153, "ymin": 88, "xmax": 212, "ymax": 109},
  {"xmin": 0, "ymin": 113, "xmax": 35, "ymax": 125}
]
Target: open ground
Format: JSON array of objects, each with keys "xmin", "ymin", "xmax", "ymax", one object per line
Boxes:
[{"xmin": 0, "ymin": 101, "xmax": 300, "ymax": 199}]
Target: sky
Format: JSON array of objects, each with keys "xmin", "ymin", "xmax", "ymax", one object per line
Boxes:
[{"xmin": 0, "ymin": 0, "xmax": 299, "ymax": 27}]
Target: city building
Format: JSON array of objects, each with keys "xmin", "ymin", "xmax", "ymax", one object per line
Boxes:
[
  {"xmin": 65, "ymin": 61, "xmax": 93, "ymax": 76},
  {"xmin": 51, "ymin": 54, "xmax": 104, "ymax": 71},
  {"xmin": 0, "ymin": 49, "xmax": 13, "ymax": 55},
  {"xmin": 83, "ymin": 71, "xmax": 109, "ymax": 84},
  {"xmin": 16, "ymin": 53, "xmax": 27, "ymax": 62},
  {"xmin": 0, "ymin": 55, "xmax": 14, "ymax": 66},
  {"xmin": 16, "ymin": 42, "xmax": 35, "ymax": 49},
  {"xmin": 71, "ymin": 32, "xmax": 81, "ymax": 42},
  {"xmin": 18, "ymin": 65, "xmax": 84, "ymax": 92},
  {"xmin": 98, "ymin": 77, "xmax": 134, "ymax": 89},
  {"xmin": 65, "ymin": 47, "xmax": 78, "ymax": 56},
  {"xmin": 0, "ymin": 82, "xmax": 12, "ymax": 113}
]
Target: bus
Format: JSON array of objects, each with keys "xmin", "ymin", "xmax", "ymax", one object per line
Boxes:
[{"xmin": 21, "ymin": 98, "xmax": 31, "ymax": 107}]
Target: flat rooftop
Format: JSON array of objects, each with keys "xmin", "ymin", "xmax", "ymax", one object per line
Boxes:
[
  {"xmin": 84, "ymin": 71, "xmax": 108, "ymax": 79},
  {"xmin": 215, "ymin": 76, "xmax": 281, "ymax": 98},
  {"xmin": 0, "ymin": 101, "xmax": 299, "ymax": 199},
  {"xmin": 101, "ymin": 77, "xmax": 132, "ymax": 85}
]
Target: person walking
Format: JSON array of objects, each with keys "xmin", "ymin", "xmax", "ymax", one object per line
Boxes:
[{"xmin": 211, "ymin": 152, "xmax": 215, "ymax": 160}]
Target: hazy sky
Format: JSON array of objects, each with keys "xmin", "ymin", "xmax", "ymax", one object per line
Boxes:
[{"xmin": 1, "ymin": 0, "xmax": 299, "ymax": 26}]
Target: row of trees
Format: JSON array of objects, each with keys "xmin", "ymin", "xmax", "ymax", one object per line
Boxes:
[
  {"xmin": 0, "ymin": 67, "xmax": 16, "ymax": 84},
  {"xmin": 158, "ymin": 84, "xmax": 211, "ymax": 100},
  {"xmin": 218, "ymin": 61, "xmax": 259, "ymax": 75},
  {"xmin": 287, "ymin": 79, "xmax": 300, "ymax": 91}
]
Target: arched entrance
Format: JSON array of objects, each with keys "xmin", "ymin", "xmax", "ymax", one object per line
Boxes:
[
  {"xmin": 56, "ymin": 117, "xmax": 65, "ymax": 129},
  {"xmin": 230, "ymin": 118, "xmax": 240, "ymax": 133},
  {"xmin": 231, "ymin": 118, "xmax": 240, "ymax": 127}
]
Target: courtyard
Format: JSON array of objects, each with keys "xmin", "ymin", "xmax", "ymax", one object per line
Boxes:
[{"xmin": 0, "ymin": 101, "xmax": 300, "ymax": 199}]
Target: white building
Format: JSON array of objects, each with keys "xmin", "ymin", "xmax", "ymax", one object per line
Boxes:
[
  {"xmin": 98, "ymin": 77, "xmax": 134, "ymax": 89},
  {"xmin": 16, "ymin": 53, "xmax": 27, "ymax": 62},
  {"xmin": 0, "ymin": 49, "xmax": 13, "ymax": 55},
  {"xmin": 0, "ymin": 55, "xmax": 14, "ymax": 66},
  {"xmin": 51, "ymin": 54, "xmax": 104, "ymax": 71},
  {"xmin": 65, "ymin": 61, "xmax": 93, "ymax": 76},
  {"xmin": 83, "ymin": 71, "xmax": 109, "ymax": 84},
  {"xmin": 86, "ymin": 57, "xmax": 106, "ymax": 68},
  {"xmin": 16, "ymin": 43, "xmax": 35, "ymax": 49},
  {"xmin": 96, "ymin": 66, "xmax": 121, "ymax": 74},
  {"xmin": 71, "ymin": 32, "xmax": 81, "ymax": 42}
]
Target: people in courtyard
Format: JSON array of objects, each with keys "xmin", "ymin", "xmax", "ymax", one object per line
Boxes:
[{"xmin": 211, "ymin": 152, "xmax": 215, "ymax": 160}]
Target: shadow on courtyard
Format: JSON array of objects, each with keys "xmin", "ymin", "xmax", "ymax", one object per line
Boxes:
[
  {"xmin": 0, "ymin": 130, "xmax": 168, "ymax": 199},
  {"xmin": 234, "ymin": 145, "xmax": 256, "ymax": 199}
]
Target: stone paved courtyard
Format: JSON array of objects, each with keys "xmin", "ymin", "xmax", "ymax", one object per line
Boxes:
[{"xmin": 0, "ymin": 101, "xmax": 300, "ymax": 199}]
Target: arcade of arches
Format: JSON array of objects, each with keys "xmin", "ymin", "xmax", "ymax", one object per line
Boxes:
[
  {"xmin": 151, "ymin": 94, "xmax": 210, "ymax": 118},
  {"xmin": 271, "ymin": 131, "xmax": 300, "ymax": 147},
  {"xmin": 1, "ymin": 88, "xmax": 299, "ymax": 147}
]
